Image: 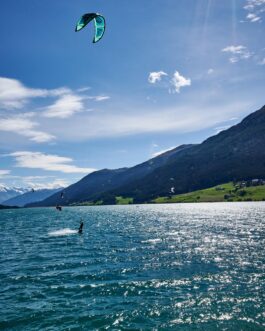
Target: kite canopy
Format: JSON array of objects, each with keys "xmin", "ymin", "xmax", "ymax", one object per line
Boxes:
[{"xmin": 75, "ymin": 13, "xmax": 106, "ymax": 43}]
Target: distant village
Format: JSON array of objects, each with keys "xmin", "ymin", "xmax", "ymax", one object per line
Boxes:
[
  {"xmin": 235, "ymin": 179, "xmax": 265, "ymax": 188},
  {"xmin": 215, "ymin": 179, "xmax": 265, "ymax": 201},
  {"xmin": 215, "ymin": 179, "xmax": 265, "ymax": 191}
]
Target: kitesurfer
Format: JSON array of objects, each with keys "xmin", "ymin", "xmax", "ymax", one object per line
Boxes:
[
  {"xmin": 56, "ymin": 205, "xmax": 62, "ymax": 211},
  {"xmin": 78, "ymin": 220, "xmax": 84, "ymax": 234}
]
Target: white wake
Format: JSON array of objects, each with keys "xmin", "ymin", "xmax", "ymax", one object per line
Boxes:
[{"xmin": 48, "ymin": 228, "xmax": 78, "ymax": 236}]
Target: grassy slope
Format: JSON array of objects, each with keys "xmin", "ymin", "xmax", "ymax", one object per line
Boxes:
[
  {"xmin": 72, "ymin": 197, "xmax": 133, "ymax": 206},
  {"xmin": 153, "ymin": 183, "xmax": 265, "ymax": 203},
  {"xmin": 115, "ymin": 196, "xmax": 134, "ymax": 205},
  {"xmin": 72, "ymin": 183, "xmax": 265, "ymax": 205},
  {"xmin": 71, "ymin": 200, "xmax": 103, "ymax": 206}
]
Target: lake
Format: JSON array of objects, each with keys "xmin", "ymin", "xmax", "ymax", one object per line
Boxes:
[{"xmin": 0, "ymin": 202, "xmax": 264, "ymax": 330}]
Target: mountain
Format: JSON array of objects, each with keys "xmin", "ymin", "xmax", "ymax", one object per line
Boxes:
[
  {"xmin": 103, "ymin": 104, "xmax": 265, "ymax": 202},
  {"xmin": 3, "ymin": 188, "xmax": 63, "ymax": 207},
  {"xmin": 27, "ymin": 144, "xmax": 194, "ymax": 207},
  {"xmin": 0, "ymin": 186, "xmax": 29, "ymax": 203},
  {"xmin": 29, "ymin": 105, "xmax": 265, "ymax": 206},
  {"xmin": 0, "ymin": 204, "xmax": 19, "ymax": 209}
]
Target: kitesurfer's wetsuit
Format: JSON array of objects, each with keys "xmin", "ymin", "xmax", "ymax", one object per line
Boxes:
[{"xmin": 78, "ymin": 222, "xmax": 84, "ymax": 234}]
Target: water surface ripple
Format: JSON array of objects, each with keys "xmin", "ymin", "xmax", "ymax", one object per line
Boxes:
[{"xmin": 0, "ymin": 203, "xmax": 264, "ymax": 330}]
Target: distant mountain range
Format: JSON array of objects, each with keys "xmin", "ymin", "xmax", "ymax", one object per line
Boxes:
[
  {"xmin": 3, "ymin": 188, "xmax": 63, "ymax": 207},
  {"xmin": 0, "ymin": 186, "xmax": 29, "ymax": 204},
  {"xmin": 0, "ymin": 204, "xmax": 19, "ymax": 209},
  {"xmin": 28, "ymin": 105, "xmax": 265, "ymax": 207}
]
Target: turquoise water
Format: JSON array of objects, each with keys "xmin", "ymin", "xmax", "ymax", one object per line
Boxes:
[{"xmin": 0, "ymin": 203, "xmax": 264, "ymax": 330}]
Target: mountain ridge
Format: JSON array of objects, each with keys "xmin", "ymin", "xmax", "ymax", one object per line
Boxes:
[
  {"xmin": 3, "ymin": 188, "xmax": 63, "ymax": 207},
  {"xmin": 27, "ymin": 144, "xmax": 195, "ymax": 207},
  {"xmin": 104, "ymin": 105, "xmax": 265, "ymax": 202},
  {"xmin": 0, "ymin": 186, "xmax": 29, "ymax": 204},
  {"xmin": 28, "ymin": 105, "xmax": 265, "ymax": 206}
]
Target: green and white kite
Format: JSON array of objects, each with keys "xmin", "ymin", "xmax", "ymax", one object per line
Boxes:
[{"xmin": 75, "ymin": 13, "xmax": 106, "ymax": 43}]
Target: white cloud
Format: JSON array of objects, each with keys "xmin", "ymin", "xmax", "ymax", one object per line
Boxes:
[
  {"xmin": 0, "ymin": 77, "xmax": 70, "ymax": 110},
  {"xmin": 246, "ymin": 13, "xmax": 261, "ymax": 21},
  {"xmin": 87, "ymin": 95, "xmax": 110, "ymax": 101},
  {"xmin": 170, "ymin": 71, "xmax": 191, "ymax": 93},
  {"xmin": 207, "ymin": 68, "xmax": 214, "ymax": 74},
  {"xmin": 244, "ymin": 0, "xmax": 265, "ymax": 22},
  {"xmin": 148, "ymin": 70, "xmax": 191, "ymax": 93},
  {"xmin": 42, "ymin": 93, "xmax": 110, "ymax": 118},
  {"xmin": 56, "ymin": 101, "xmax": 249, "ymax": 140},
  {"xmin": 152, "ymin": 147, "xmax": 175, "ymax": 158},
  {"xmin": 0, "ymin": 77, "xmax": 112, "ymax": 144},
  {"xmin": 27, "ymin": 131, "xmax": 55, "ymax": 143},
  {"xmin": 222, "ymin": 45, "xmax": 252, "ymax": 63},
  {"xmin": 77, "ymin": 87, "xmax": 91, "ymax": 93},
  {"xmin": 42, "ymin": 94, "xmax": 85, "ymax": 118},
  {"xmin": 0, "ymin": 170, "xmax": 10, "ymax": 178},
  {"xmin": 222, "ymin": 45, "xmax": 247, "ymax": 54},
  {"xmin": 148, "ymin": 71, "xmax": 168, "ymax": 84},
  {"xmin": 0, "ymin": 113, "xmax": 55, "ymax": 143},
  {"xmin": 10, "ymin": 151, "xmax": 96, "ymax": 174},
  {"xmin": 214, "ymin": 125, "xmax": 231, "ymax": 134},
  {"xmin": 244, "ymin": 0, "xmax": 265, "ymax": 10},
  {"xmin": 0, "ymin": 77, "xmax": 109, "ymax": 119},
  {"xmin": 229, "ymin": 57, "xmax": 239, "ymax": 63}
]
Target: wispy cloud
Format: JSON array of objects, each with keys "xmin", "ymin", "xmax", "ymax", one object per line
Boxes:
[
  {"xmin": 0, "ymin": 77, "xmax": 111, "ymax": 143},
  {"xmin": 77, "ymin": 87, "xmax": 91, "ymax": 93},
  {"xmin": 0, "ymin": 113, "xmax": 55, "ymax": 142},
  {"xmin": 152, "ymin": 147, "xmax": 175, "ymax": 158},
  {"xmin": 246, "ymin": 12, "xmax": 261, "ymax": 22},
  {"xmin": 148, "ymin": 71, "xmax": 168, "ymax": 84},
  {"xmin": 0, "ymin": 76, "xmax": 110, "ymax": 119},
  {"xmin": 244, "ymin": 0, "xmax": 265, "ymax": 22},
  {"xmin": 0, "ymin": 170, "xmax": 10, "ymax": 177},
  {"xmin": 222, "ymin": 45, "xmax": 252, "ymax": 63},
  {"xmin": 42, "ymin": 93, "xmax": 110, "ymax": 119},
  {"xmin": 87, "ymin": 95, "xmax": 110, "ymax": 101},
  {"xmin": 214, "ymin": 125, "xmax": 231, "ymax": 134},
  {"xmin": 42, "ymin": 94, "xmax": 85, "ymax": 118},
  {"xmin": 0, "ymin": 77, "xmax": 69, "ymax": 110},
  {"xmin": 10, "ymin": 151, "xmax": 96, "ymax": 174},
  {"xmin": 58, "ymin": 102, "xmax": 249, "ymax": 140}
]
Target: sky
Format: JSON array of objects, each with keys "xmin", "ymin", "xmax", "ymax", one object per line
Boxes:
[{"xmin": 0, "ymin": 0, "xmax": 264, "ymax": 189}]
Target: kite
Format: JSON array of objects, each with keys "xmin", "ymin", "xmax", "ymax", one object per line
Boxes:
[{"xmin": 75, "ymin": 13, "xmax": 106, "ymax": 43}]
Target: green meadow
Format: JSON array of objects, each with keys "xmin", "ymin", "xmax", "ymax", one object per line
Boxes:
[
  {"xmin": 154, "ymin": 183, "xmax": 265, "ymax": 204},
  {"xmin": 73, "ymin": 183, "xmax": 265, "ymax": 206}
]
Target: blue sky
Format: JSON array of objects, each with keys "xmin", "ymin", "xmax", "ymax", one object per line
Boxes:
[{"xmin": 0, "ymin": 0, "xmax": 264, "ymax": 189}]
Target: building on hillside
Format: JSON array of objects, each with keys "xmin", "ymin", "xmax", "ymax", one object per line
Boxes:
[{"xmin": 251, "ymin": 179, "xmax": 264, "ymax": 186}]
